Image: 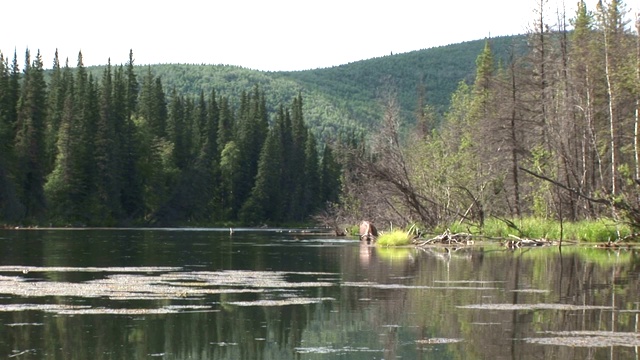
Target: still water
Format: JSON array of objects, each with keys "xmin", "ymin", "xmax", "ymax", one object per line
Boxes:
[{"xmin": 0, "ymin": 228, "xmax": 638, "ymax": 359}]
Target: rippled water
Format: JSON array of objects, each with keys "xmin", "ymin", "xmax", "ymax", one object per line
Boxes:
[{"xmin": 0, "ymin": 228, "xmax": 638, "ymax": 359}]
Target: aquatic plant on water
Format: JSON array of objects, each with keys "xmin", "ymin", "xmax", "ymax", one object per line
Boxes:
[{"xmin": 376, "ymin": 230, "xmax": 412, "ymax": 246}]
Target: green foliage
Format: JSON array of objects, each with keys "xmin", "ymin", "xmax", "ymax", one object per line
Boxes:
[
  {"xmin": 0, "ymin": 47, "xmax": 352, "ymax": 226},
  {"xmin": 376, "ymin": 230, "xmax": 412, "ymax": 247},
  {"xmin": 14, "ymin": 50, "xmax": 47, "ymax": 221},
  {"xmin": 446, "ymin": 217, "xmax": 631, "ymax": 242}
]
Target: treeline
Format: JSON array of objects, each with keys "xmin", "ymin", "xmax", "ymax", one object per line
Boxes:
[
  {"xmin": 332, "ymin": 0, "xmax": 640, "ymax": 231},
  {"xmin": 0, "ymin": 50, "xmax": 342, "ymax": 226},
  {"xmin": 123, "ymin": 64, "xmax": 366, "ymax": 143}
]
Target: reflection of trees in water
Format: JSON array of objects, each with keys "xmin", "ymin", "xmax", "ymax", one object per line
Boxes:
[
  {"xmin": 337, "ymin": 243, "xmax": 420, "ymax": 358},
  {"xmin": 338, "ymin": 244, "xmax": 640, "ymax": 359},
  {"xmin": 0, "ymin": 296, "xmax": 314, "ymax": 360},
  {"xmin": 421, "ymin": 246, "xmax": 640, "ymax": 359},
  {"xmin": 1, "ymin": 230, "xmax": 638, "ymax": 359}
]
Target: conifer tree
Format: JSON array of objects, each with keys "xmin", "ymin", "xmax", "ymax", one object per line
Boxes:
[
  {"xmin": 7, "ymin": 51, "xmax": 20, "ymax": 127},
  {"xmin": 125, "ymin": 50, "xmax": 138, "ymax": 121},
  {"xmin": 118, "ymin": 51, "xmax": 144, "ymax": 220},
  {"xmin": 14, "ymin": 49, "xmax": 47, "ymax": 221},
  {"xmin": 234, "ymin": 86, "xmax": 268, "ymax": 217},
  {"xmin": 319, "ymin": 144, "xmax": 341, "ymax": 205},
  {"xmin": 191, "ymin": 89, "xmax": 221, "ymax": 220},
  {"xmin": 167, "ymin": 90, "xmax": 188, "ymax": 169},
  {"xmin": 0, "ymin": 52, "xmax": 23, "ymax": 221},
  {"xmin": 45, "ymin": 50, "xmax": 66, "ymax": 174},
  {"xmin": 94, "ymin": 60, "xmax": 122, "ymax": 222},
  {"xmin": 138, "ymin": 66, "xmax": 167, "ymax": 138},
  {"xmin": 44, "ymin": 61, "xmax": 76, "ymax": 223},
  {"xmin": 204, "ymin": 89, "xmax": 219, "ymax": 163},
  {"xmin": 217, "ymin": 96, "xmax": 233, "ymax": 155},
  {"xmin": 219, "ymin": 140, "xmax": 241, "ymax": 219},
  {"xmin": 473, "ymin": 40, "xmax": 495, "ymax": 95},
  {"xmin": 112, "ymin": 65, "xmax": 132, "ymax": 217},
  {"xmin": 194, "ymin": 91, "xmax": 208, "ymax": 153},
  {"xmin": 286, "ymin": 94, "xmax": 308, "ymax": 218},
  {"xmin": 302, "ymin": 131, "xmax": 321, "ymax": 218},
  {"xmin": 240, "ymin": 117, "xmax": 285, "ymax": 223}
]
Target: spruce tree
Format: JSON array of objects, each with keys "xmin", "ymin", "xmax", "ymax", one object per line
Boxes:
[
  {"xmin": 190, "ymin": 89, "xmax": 220, "ymax": 221},
  {"xmin": 0, "ymin": 52, "xmax": 23, "ymax": 221},
  {"xmin": 138, "ymin": 66, "xmax": 167, "ymax": 138},
  {"xmin": 94, "ymin": 60, "xmax": 122, "ymax": 222},
  {"xmin": 117, "ymin": 60, "xmax": 143, "ymax": 220},
  {"xmin": 301, "ymin": 131, "xmax": 321, "ymax": 219},
  {"xmin": 234, "ymin": 86, "xmax": 268, "ymax": 218},
  {"xmin": 319, "ymin": 144, "xmax": 341, "ymax": 205},
  {"xmin": 217, "ymin": 97, "xmax": 233, "ymax": 155},
  {"xmin": 219, "ymin": 140, "xmax": 241, "ymax": 219},
  {"xmin": 7, "ymin": 51, "xmax": 20, "ymax": 127},
  {"xmin": 44, "ymin": 62, "xmax": 76, "ymax": 223},
  {"xmin": 167, "ymin": 90, "xmax": 188, "ymax": 169},
  {"xmin": 45, "ymin": 49, "xmax": 66, "ymax": 174},
  {"xmin": 240, "ymin": 107, "xmax": 285, "ymax": 223},
  {"xmin": 14, "ymin": 49, "xmax": 47, "ymax": 221},
  {"xmin": 286, "ymin": 94, "xmax": 308, "ymax": 219}
]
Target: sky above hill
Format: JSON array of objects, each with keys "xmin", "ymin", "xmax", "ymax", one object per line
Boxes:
[{"xmin": 2, "ymin": 0, "xmax": 637, "ymax": 71}]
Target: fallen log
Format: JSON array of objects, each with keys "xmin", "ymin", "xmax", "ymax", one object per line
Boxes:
[
  {"xmin": 503, "ymin": 235, "xmax": 553, "ymax": 248},
  {"xmin": 413, "ymin": 229, "xmax": 474, "ymax": 246}
]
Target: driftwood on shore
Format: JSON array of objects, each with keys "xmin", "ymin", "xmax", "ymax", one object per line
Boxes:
[
  {"xmin": 412, "ymin": 229, "xmax": 556, "ymax": 248},
  {"xmin": 413, "ymin": 229, "xmax": 474, "ymax": 246},
  {"xmin": 503, "ymin": 235, "xmax": 553, "ymax": 248},
  {"xmin": 407, "ymin": 226, "xmax": 640, "ymax": 250}
]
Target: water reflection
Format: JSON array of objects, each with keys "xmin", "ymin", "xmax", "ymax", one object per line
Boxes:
[{"xmin": 0, "ymin": 229, "xmax": 638, "ymax": 359}]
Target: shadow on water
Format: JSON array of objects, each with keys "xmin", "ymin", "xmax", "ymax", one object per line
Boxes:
[{"xmin": 0, "ymin": 228, "xmax": 638, "ymax": 359}]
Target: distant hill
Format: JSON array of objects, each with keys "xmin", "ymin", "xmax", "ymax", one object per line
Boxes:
[
  {"xmin": 279, "ymin": 35, "xmax": 527, "ymax": 126},
  {"xmin": 90, "ymin": 34, "xmax": 528, "ymax": 141}
]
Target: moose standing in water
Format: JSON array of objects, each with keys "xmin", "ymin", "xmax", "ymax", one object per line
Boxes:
[{"xmin": 359, "ymin": 221, "xmax": 378, "ymax": 243}]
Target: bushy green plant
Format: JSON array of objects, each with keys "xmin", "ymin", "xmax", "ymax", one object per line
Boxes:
[{"xmin": 376, "ymin": 230, "xmax": 412, "ymax": 246}]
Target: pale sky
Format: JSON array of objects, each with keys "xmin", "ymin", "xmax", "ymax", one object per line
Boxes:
[{"xmin": 2, "ymin": 0, "xmax": 637, "ymax": 71}]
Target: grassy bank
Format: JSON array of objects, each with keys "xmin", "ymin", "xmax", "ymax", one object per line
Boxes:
[{"xmin": 441, "ymin": 217, "xmax": 633, "ymax": 243}]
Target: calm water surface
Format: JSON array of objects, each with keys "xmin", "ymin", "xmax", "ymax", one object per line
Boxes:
[{"xmin": 0, "ymin": 228, "xmax": 638, "ymax": 359}]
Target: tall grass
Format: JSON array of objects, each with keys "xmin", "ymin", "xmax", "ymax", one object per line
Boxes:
[
  {"xmin": 443, "ymin": 217, "xmax": 631, "ymax": 242},
  {"xmin": 376, "ymin": 230, "xmax": 412, "ymax": 246}
]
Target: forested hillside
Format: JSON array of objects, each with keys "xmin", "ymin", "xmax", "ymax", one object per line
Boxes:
[
  {"xmin": 280, "ymin": 35, "xmax": 527, "ymax": 128},
  {"xmin": 7, "ymin": 1, "xmax": 638, "ymax": 233},
  {"xmin": 330, "ymin": 0, "xmax": 640, "ymax": 234},
  {"xmin": 0, "ymin": 34, "xmax": 528, "ymax": 227},
  {"xmin": 84, "ymin": 36, "xmax": 526, "ymax": 141}
]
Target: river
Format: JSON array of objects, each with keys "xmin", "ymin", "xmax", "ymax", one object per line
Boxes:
[{"xmin": 0, "ymin": 228, "xmax": 638, "ymax": 359}]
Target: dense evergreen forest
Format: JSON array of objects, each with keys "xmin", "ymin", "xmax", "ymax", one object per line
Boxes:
[
  {"xmin": 2, "ymin": 0, "xmax": 639, "ymax": 233},
  {"xmin": 0, "ymin": 50, "xmax": 342, "ymax": 226}
]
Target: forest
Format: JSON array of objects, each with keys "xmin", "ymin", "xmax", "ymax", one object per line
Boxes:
[
  {"xmin": 327, "ymin": 0, "xmax": 640, "ymax": 235},
  {"xmin": 0, "ymin": 50, "xmax": 342, "ymax": 226},
  {"xmin": 2, "ymin": 0, "xmax": 639, "ymax": 234}
]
